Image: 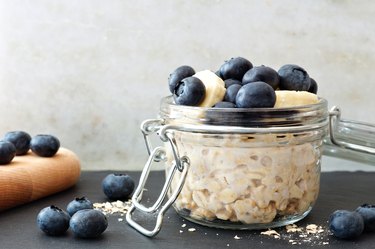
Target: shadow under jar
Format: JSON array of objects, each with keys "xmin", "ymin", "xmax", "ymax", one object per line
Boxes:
[{"xmin": 160, "ymin": 96, "xmax": 328, "ymax": 229}]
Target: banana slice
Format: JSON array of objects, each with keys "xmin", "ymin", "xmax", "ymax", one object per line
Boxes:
[
  {"xmin": 274, "ymin": 90, "xmax": 319, "ymax": 108},
  {"xmin": 193, "ymin": 70, "xmax": 226, "ymax": 107}
]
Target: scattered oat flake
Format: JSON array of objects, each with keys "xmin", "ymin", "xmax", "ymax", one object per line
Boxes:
[
  {"xmin": 179, "ymin": 230, "xmax": 183, "ymax": 233},
  {"xmin": 234, "ymin": 235, "xmax": 241, "ymax": 240},
  {"xmin": 118, "ymin": 218, "xmax": 123, "ymax": 221},
  {"xmin": 306, "ymin": 224, "xmax": 324, "ymax": 234},
  {"xmin": 188, "ymin": 228, "xmax": 196, "ymax": 232},
  {"xmin": 93, "ymin": 200, "xmax": 132, "ymax": 215},
  {"xmin": 261, "ymin": 229, "xmax": 280, "ymax": 239},
  {"xmin": 286, "ymin": 224, "xmax": 303, "ymax": 233},
  {"xmin": 181, "ymin": 224, "xmax": 186, "ymax": 228}
]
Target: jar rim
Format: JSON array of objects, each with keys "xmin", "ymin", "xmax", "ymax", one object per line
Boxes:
[
  {"xmin": 160, "ymin": 95, "xmax": 328, "ymax": 128},
  {"xmin": 160, "ymin": 95, "xmax": 328, "ymax": 113}
]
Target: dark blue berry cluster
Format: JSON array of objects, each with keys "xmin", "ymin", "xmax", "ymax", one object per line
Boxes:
[
  {"xmin": 37, "ymin": 173, "xmax": 135, "ymax": 239},
  {"xmin": 329, "ymin": 204, "xmax": 375, "ymax": 239},
  {"xmin": 37, "ymin": 197, "xmax": 108, "ymax": 238},
  {"xmin": 0, "ymin": 131, "xmax": 60, "ymax": 165},
  {"xmin": 168, "ymin": 57, "xmax": 318, "ymax": 108}
]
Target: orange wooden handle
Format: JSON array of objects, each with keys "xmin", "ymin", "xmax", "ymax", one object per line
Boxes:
[{"xmin": 0, "ymin": 148, "xmax": 81, "ymax": 211}]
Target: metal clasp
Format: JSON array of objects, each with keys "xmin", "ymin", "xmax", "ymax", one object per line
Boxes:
[
  {"xmin": 126, "ymin": 120, "xmax": 190, "ymax": 237},
  {"xmin": 329, "ymin": 106, "xmax": 375, "ymax": 155}
]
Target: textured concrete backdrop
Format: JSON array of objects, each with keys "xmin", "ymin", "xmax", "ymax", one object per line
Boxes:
[{"xmin": 0, "ymin": 0, "xmax": 374, "ymax": 170}]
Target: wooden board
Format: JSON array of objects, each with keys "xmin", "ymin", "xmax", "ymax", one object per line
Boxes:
[{"xmin": 0, "ymin": 147, "xmax": 81, "ymax": 211}]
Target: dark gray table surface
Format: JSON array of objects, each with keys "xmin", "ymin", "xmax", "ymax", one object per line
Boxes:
[{"xmin": 1, "ymin": 170, "xmax": 375, "ymax": 249}]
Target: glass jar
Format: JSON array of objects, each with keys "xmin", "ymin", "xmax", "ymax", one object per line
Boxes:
[
  {"xmin": 160, "ymin": 96, "xmax": 328, "ymax": 230},
  {"xmin": 126, "ymin": 96, "xmax": 374, "ymax": 237}
]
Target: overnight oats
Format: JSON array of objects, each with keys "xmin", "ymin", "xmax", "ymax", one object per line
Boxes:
[
  {"xmin": 161, "ymin": 57, "xmax": 328, "ymax": 229},
  {"xmin": 126, "ymin": 57, "xmax": 330, "ymax": 235}
]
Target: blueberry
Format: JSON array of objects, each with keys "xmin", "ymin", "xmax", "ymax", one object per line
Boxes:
[
  {"xmin": 213, "ymin": 101, "xmax": 236, "ymax": 108},
  {"xmin": 214, "ymin": 70, "xmax": 222, "ymax": 78},
  {"xmin": 3, "ymin": 131, "xmax": 31, "ymax": 155},
  {"xmin": 224, "ymin": 84, "xmax": 242, "ymax": 103},
  {"xmin": 30, "ymin": 134, "xmax": 60, "ymax": 157},
  {"xmin": 0, "ymin": 141, "xmax": 16, "ymax": 165},
  {"xmin": 67, "ymin": 197, "xmax": 94, "ymax": 217},
  {"xmin": 102, "ymin": 173, "xmax": 135, "ymax": 200},
  {"xmin": 308, "ymin": 78, "xmax": 318, "ymax": 94},
  {"xmin": 235, "ymin": 82, "xmax": 276, "ymax": 108},
  {"xmin": 224, "ymin": 79, "xmax": 242, "ymax": 88},
  {"xmin": 70, "ymin": 209, "xmax": 108, "ymax": 238},
  {"xmin": 242, "ymin": 65, "xmax": 279, "ymax": 90},
  {"xmin": 329, "ymin": 210, "xmax": 364, "ymax": 239},
  {"xmin": 278, "ymin": 64, "xmax": 311, "ymax": 91},
  {"xmin": 37, "ymin": 205, "xmax": 70, "ymax": 236},
  {"xmin": 173, "ymin": 76, "xmax": 206, "ymax": 106},
  {"xmin": 219, "ymin": 57, "xmax": 253, "ymax": 80},
  {"xmin": 168, "ymin": 65, "xmax": 195, "ymax": 93},
  {"xmin": 355, "ymin": 204, "xmax": 375, "ymax": 232}
]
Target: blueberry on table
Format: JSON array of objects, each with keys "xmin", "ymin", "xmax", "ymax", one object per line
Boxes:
[
  {"xmin": 30, "ymin": 134, "xmax": 60, "ymax": 157},
  {"xmin": 70, "ymin": 209, "xmax": 108, "ymax": 239},
  {"xmin": 308, "ymin": 78, "xmax": 318, "ymax": 94},
  {"xmin": 224, "ymin": 79, "xmax": 242, "ymax": 88},
  {"xmin": 235, "ymin": 81, "xmax": 276, "ymax": 108},
  {"xmin": 213, "ymin": 101, "xmax": 236, "ymax": 108},
  {"xmin": 278, "ymin": 64, "xmax": 311, "ymax": 91},
  {"xmin": 355, "ymin": 204, "xmax": 375, "ymax": 232},
  {"xmin": 37, "ymin": 205, "xmax": 70, "ymax": 236},
  {"xmin": 0, "ymin": 141, "xmax": 16, "ymax": 165},
  {"xmin": 242, "ymin": 65, "xmax": 280, "ymax": 90},
  {"xmin": 329, "ymin": 210, "xmax": 364, "ymax": 239},
  {"xmin": 3, "ymin": 131, "xmax": 31, "ymax": 155},
  {"xmin": 168, "ymin": 65, "xmax": 195, "ymax": 93},
  {"xmin": 219, "ymin": 57, "xmax": 253, "ymax": 81},
  {"xmin": 224, "ymin": 84, "xmax": 242, "ymax": 103},
  {"xmin": 173, "ymin": 76, "xmax": 206, "ymax": 106},
  {"xmin": 102, "ymin": 173, "xmax": 135, "ymax": 200},
  {"xmin": 67, "ymin": 197, "xmax": 94, "ymax": 217}
]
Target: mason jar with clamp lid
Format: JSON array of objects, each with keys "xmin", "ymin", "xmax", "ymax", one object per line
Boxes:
[{"xmin": 126, "ymin": 95, "xmax": 375, "ymax": 237}]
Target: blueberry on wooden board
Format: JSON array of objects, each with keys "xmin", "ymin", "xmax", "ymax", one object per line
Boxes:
[
  {"xmin": 0, "ymin": 140, "xmax": 16, "ymax": 165},
  {"xmin": 3, "ymin": 131, "xmax": 31, "ymax": 155},
  {"xmin": 30, "ymin": 134, "xmax": 60, "ymax": 157}
]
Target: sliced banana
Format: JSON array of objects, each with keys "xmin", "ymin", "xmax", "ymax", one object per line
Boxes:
[
  {"xmin": 274, "ymin": 90, "xmax": 319, "ymax": 108},
  {"xmin": 193, "ymin": 70, "xmax": 226, "ymax": 107}
]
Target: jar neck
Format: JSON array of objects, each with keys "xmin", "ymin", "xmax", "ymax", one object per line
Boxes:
[{"xmin": 159, "ymin": 95, "xmax": 328, "ymax": 128}]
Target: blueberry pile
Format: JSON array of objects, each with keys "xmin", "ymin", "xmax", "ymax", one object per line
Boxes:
[
  {"xmin": 329, "ymin": 204, "xmax": 375, "ymax": 239},
  {"xmin": 37, "ymin": 173, "xmax": 135, "ymax": 239},
  {"xmin": 37, "ymin": 197, "xmax": 108, "ymax": 238},
  {"xmin": 168, "ymin": 56, "xmax": 318, "ymax": 108},
  {"xmin": 0, "ymin": 131, "xmax": 60, "ymax": 165}
]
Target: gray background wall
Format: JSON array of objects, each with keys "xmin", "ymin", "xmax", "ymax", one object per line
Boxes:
[{"xmin": 0, "ymin": 0, "xmax": 374, "ymax": 170}]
